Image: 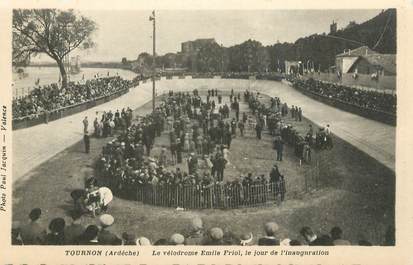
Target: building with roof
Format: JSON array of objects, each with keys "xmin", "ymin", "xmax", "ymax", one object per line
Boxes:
[
  {"xmin": 335, "ymin": 46, "xmax": 396, "ymax": 76},
  {"xmin": 180, "ymin": 38, "xmax": 217, "ymax": 72},
  {"xmin": 181, "ymin": 38, "xmax": 216, "ymax": 54}
]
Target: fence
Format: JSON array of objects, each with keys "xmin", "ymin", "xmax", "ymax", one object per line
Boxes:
[
  {"xmin": 12, "ymin": 87, "xmax": 131, "ymax": 130},
  {"xmin": 302, "ymin": 150, "xmax": 333, "ymax": 192},
  {"xmin": 132, "ymin": 181, "xmax": 285, "ymax": 209}
]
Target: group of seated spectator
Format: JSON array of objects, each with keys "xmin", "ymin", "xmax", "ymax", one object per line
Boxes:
[
  {"xmin": 12, "ymin": 76, "xmax": 140, "ymax": 120},
  {"xmin": 12, "ymin": 207, "xmax": 395, "ymax": 246},
  {"xmin": 292, "ymin": 78, "xmax": 396, "ymax": 114}
]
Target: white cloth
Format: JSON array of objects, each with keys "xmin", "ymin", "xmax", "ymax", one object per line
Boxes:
[
  {"xmin": 98, "ymin": 187, "xmax": 113, "ymax": 206},
  {"xmin": 223, "ymin": 148, "xmax": 231, "ymax": 165}
]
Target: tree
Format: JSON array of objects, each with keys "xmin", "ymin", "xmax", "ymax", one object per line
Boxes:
[
  {"xmin": 257, "ymin": 47, "xmax": 270, "ymax": 72},
  {"xmin": 12, "ymin": 9, "xmax": 97, "ymax": 88},
  {"xmin": 196, "ymin": 42, "xmax": 222, "ymax": 72},
  {"xmin": 135, "ymin": 52, "xmax": 153, "ymax": 73}
]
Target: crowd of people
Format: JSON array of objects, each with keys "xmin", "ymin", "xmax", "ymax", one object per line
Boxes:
[
  {"xmin": 292, "ymin": 78, "xmax": 396, "ymax": 114},
  {"xmin": 12, "ymin": 76, "xmax": 140, "ymax": 120},
  {"xmin": 11, "ymin": 85, "xmax": 393, "ymax": 246},
  {"xmin": 12, "ymin": 207, "xmax": 395, "ymax": 246},
  {"xmin": 92, "ymin": 90, "xmax": 287, "ymax": 202},
  {"xmin": 82, "ymin": 87, "xmax": 333, "ymax": 209},
  {"xmin": 245, "ymin": 90, "xmax": 332, "ymax": 164}
]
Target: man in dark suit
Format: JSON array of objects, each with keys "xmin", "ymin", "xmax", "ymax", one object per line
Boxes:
[
  {"xmin": 255, "ymin": 122, "xmax": 263, "ymax": 140},
  {"xmin": 97, "ymin": 214, "xmax": 122, "ymax": 245},
  {"xmin": 274, "ymin": 135, "xmax": 284, "ymax": 161},
  {"xmin": 84, "ymin": 131, "xmax": 90, "ymax": 154},
  {"xmin": 270, "ymin": 164, "xmax": 281, "ymax": 183},
  {"xmin": 187, "ymin": 153, "xmax": 198, "ymax": 175},
  {"xmin": 78, "ymin": 225, "xmax": 100, "ymax": 245},
  {"xmin": 258, "ymin": 222, "xmax": 280, "ymax": 245},
  {"xmin": 64, "ymin": 211, "xmax": 85, "ymax": 245},
  {"xmin": 215, "ymin": 154, "xmax": 227, "ymax": 182},
  {"xmin": 19, "ymin": 208, "xmax": 47, "ymax": 245}
]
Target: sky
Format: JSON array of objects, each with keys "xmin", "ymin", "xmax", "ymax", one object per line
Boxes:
[{"xmin": 32, "ymin": 9, "xmax": 382, "ymax": 63}]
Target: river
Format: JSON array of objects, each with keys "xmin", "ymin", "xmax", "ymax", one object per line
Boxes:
[{"xmin": 12, "ymin": 66, "xmax": 137, "ymax": 98}]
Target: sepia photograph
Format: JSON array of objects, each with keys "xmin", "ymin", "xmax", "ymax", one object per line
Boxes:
[{"xmin": 9, "ymin": 7, "xmax": 397, "ymax": 249}]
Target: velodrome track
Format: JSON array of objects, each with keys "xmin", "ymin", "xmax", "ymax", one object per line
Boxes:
[{"xmin": 12, "ymin": 77, "xmax": 395, "ymax": 184}]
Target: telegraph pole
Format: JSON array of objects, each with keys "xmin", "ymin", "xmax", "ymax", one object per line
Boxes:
[{"xmin": 149, "ymin": 11, "xmax": 156, "ymax": 112}]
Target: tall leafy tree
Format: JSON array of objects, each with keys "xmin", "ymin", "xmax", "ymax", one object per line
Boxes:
[
  {"xmin": 13, "ymin": 9, "xmax": 97, "ymax": 88},
  {"xmin": 196, "ymin": 42, "xmax": 223, "ymax": 72}
]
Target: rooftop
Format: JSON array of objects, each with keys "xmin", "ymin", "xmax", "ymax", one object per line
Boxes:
[{"xmin": 336, "ymin": 46, "xmax": 379, "ymax": 57}]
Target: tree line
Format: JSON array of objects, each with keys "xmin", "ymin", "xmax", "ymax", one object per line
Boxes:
[{"xmin": 132, "ymin": 9, "xmax": 396, "ymax": 74}]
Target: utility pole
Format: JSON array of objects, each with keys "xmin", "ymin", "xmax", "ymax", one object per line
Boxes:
[{"xmin": 149, "ymin": 10, "xmax": 156, "ymax": 112}]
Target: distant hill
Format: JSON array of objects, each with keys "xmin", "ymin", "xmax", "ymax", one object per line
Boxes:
[{"xmin": 268, "ymin": 9, "xmax": 396, "ymax": 71}]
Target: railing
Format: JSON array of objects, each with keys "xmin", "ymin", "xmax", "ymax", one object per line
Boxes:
[
  {"xmin": 12, "ymin": 87, "xmax": 131, "ymax": 130},
  {"xmin": 133, "ymin": 181, "xmax": 285, "ymax": 209}
]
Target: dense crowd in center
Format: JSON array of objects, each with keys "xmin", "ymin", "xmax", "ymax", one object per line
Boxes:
[
  {"xmin": 90, "ymin": 88, "xmax": 326, "ymax": 202},
  {"xmin": 73, "ymin": 88, "xmax": 334, "ymax": 214}
]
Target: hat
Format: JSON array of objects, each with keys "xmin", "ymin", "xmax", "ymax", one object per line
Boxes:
[
  {"xmin": 280, "ymin": 238, "xmax": 291, "ymax": 246},
  {"xmin": 99, "ymin": 214, "xmax": 114, "ymax": 227},
  {"xmin": 330, "ymin": 226, "xmax": 343, "ymax": 239},
  {"xmin": 264, "ymin": 222, "xmax": 279, "ymax": 236},
  {"xmin": 29, "ymin": 208, "xmax": 42, "ymax": 221},
  {"xmin": 122, "ymin": 232, "xmax": 137, "ymax": 242},
  {"xmin": 239, "ymin": 232, "xmax": 253, "ymax": 246},
  {"xmin": 191, "ymin": 217, "xmax": 203, "ymax": 231},
  {"xmin": 136, "ymin": 237, "xmax": 151, "ymax": 246},
  {"xmin": 49, "ymin": 218, "xmax": 66, "ymax": 233},
  {"xmin": 170, "ymin": 233, "xmax": 185, "ymax": 245},
  {"xmin": 210, "ymin": 227, "xmax": 224, "ymax": 240},
  {"xmin": 84, "ymin": 225, "xmax": 99, "ymax": 240}
]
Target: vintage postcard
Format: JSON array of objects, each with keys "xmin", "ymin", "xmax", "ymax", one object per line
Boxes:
[{"xmin": 0, "ymin": 0, "xmax": 411, "ymax": 264}]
